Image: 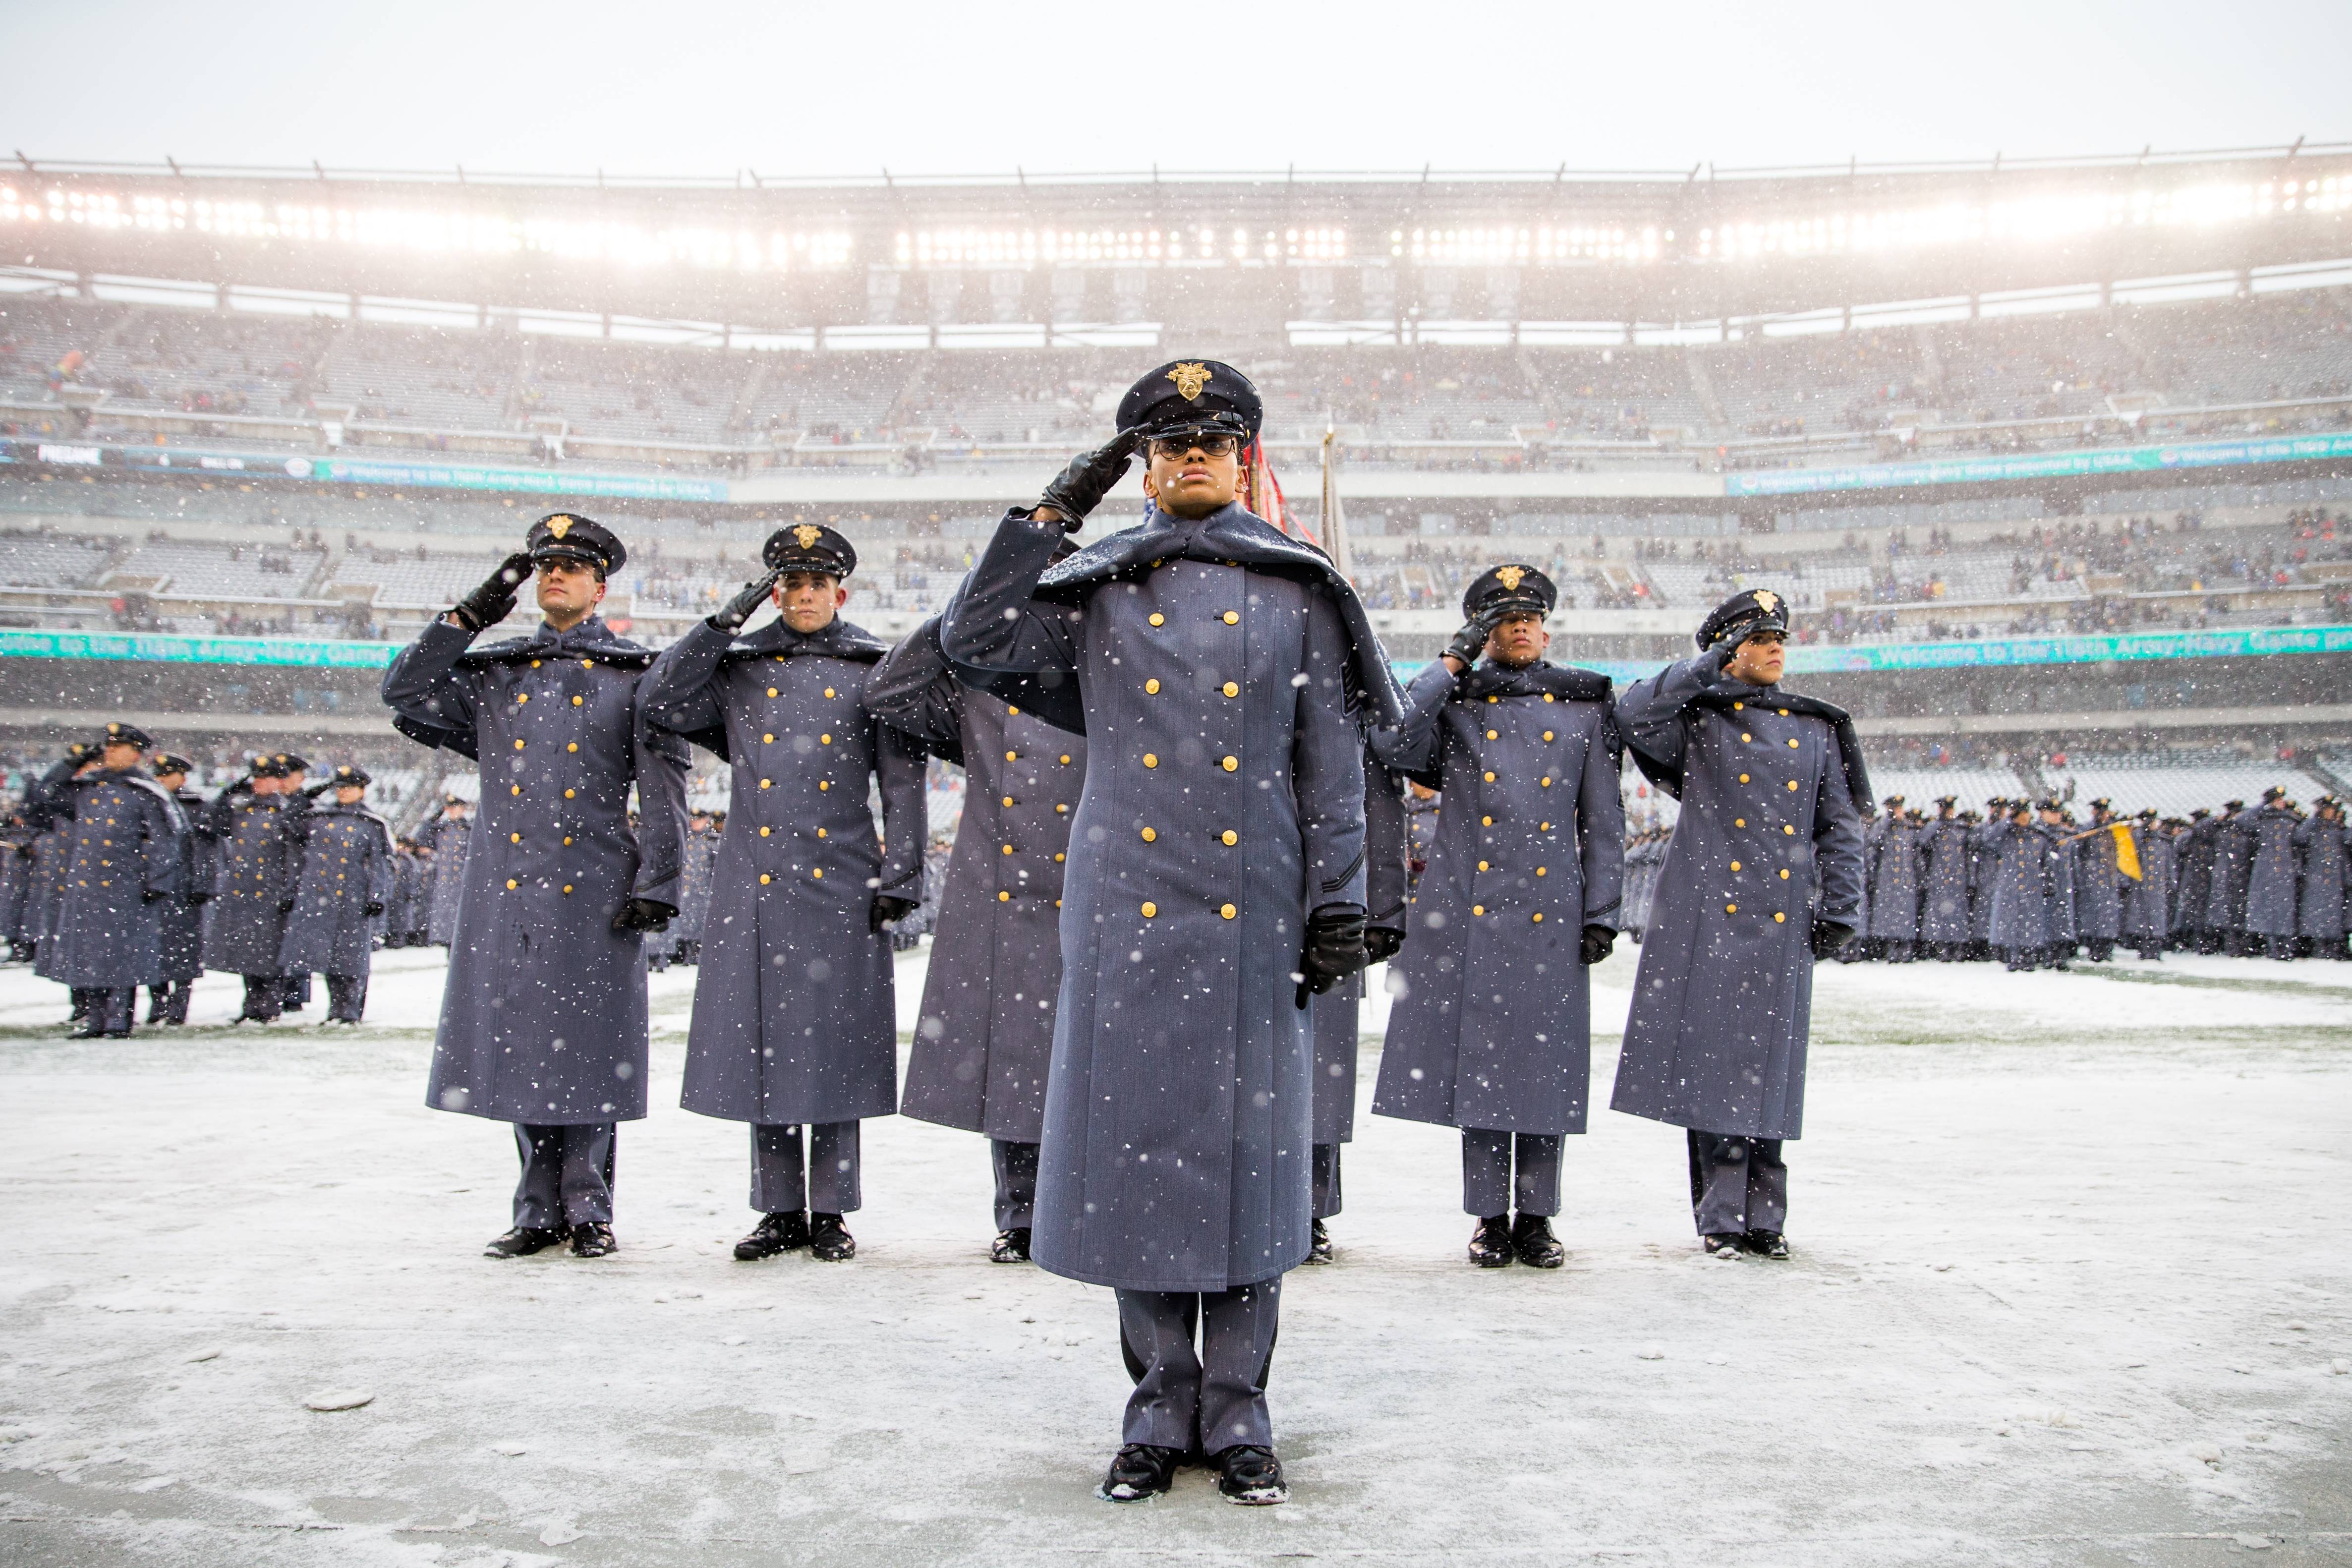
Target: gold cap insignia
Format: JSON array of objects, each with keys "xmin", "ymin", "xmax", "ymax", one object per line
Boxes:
[
  {"xmin": 794, "ymin": 524, "xmax": 823, "ymax": 550},
  {"xmin": 547, "ymin": 515, "xmax": 573, "ymax": 540},
  {"xmin": 1496, "ymin": 566, "xmax": 1526, "ymax": 591},
  {"xmin": 107, "ymin": 723, "xmax": 120, "ymax": 734},
  {"xmin": 338, "ymin": 766, "xmax": 351, "ymax": 776},
  {"xmin": 1167, "ymin": 361, "xmax": 1212, "ymax": 401},
  {"xmin": 1753, "ymin": 589, "xmax": 1780, "ymax": 615}
]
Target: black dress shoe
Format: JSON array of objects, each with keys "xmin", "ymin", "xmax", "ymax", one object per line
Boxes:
[
  {"xmin": 1211, "ymin": 1444, "xmax": 1289, "ymax": 1505},
  {"xmin": 483, "ymin": 1226, "xmax": 565, "ymax": 1259},
  {"xmin": 568, "ymin": 1221, "xmax": 617, "ymax": 1257},
  {"xmin": 1702, "ymin": 1232, "xmax": 1745, "ymax": 1258},
  {"xmin": 66, "ymin": 1024, "xmax": 108, "ymax": 1040},
  {"xmin": 1467, "ymin": 1214, "xmax": 1513, "ymax": 1268},
  {"xmin": 1097, "ymin": 1443, "xmax": 1183, "ymax": 1503},
  {"xmin": 989, "ymin": 1227, "xmax": 1032, "ymax": 1263},
  {"xmin": 734, "ymin": 1211, "xmax": 809, "ymax": 1260},
  {"xmin": 808, "ymin": 1212, "xmax": 856, "ymax": 1262},
  {"xmin": 1511, "ymin": 1213, "xmax": 1565, "ymax": 1269},
  {"xmin": 1744, "ymin": 1229, "xmax": 1790, "ymax": 1260},
  {"xmin": 1307, "ymin": 1217, "xmax": 1333, "ymax": 1264}
]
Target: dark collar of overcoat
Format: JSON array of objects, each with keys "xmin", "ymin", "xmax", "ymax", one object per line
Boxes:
[
  {"xmin": 668, "ymin": 615, "xmax": 891, "ymax": 763},
  {"xmin": 397, "ymin": 616, "xmax": 661, "ymax": 760},
  {"xmin": 1627, "ymin": 672, "xmax": 1872, "ymax": 809},
  {"xmin": 1025, "ymin": 501, "xmax": 1404, "ymax": 737},
  {"xmin": 1394, "ymin": 659, "xmax": 1616, "ymax": 791}
]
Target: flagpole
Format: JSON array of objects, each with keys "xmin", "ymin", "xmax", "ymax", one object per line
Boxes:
[{"xmin": 1320, "ymin": 414, "xmax": 1352, "ymax": 581}]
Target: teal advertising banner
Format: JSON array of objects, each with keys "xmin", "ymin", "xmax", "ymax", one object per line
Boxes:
[
  {"xmin": 0, "ymin": 630, "xmax": 399, "ymax": 669},
  {"xmin": 1724, "ymin": 431, "xmax": 2352, "ymax": 499},
  {"xmin": 313, "ymin": 458, "xmax": 728, "ymax": 502}
]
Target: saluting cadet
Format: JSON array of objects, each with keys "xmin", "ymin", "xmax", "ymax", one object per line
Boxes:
[
  {"xmin": 1866, "ymin": 797, "xmax": 1921, "ymax": 962},
  {"xmin": 2206, "ymin": 801, "xmax": 2254, "ymax": 955},
  {"xmin": 2037, "ymin": 801, "xmax": 2079, "ymax": 968},
  {"xmin": 1921, "ymin": 797, "xmax": 1972, "ymax": 961},
  {"xmin": 279, "ymin": 763, "xmax": 396, "ymax": 1025},
  {"xmin": 49, "ymin": 722, "xmax": 185, "ymax": 1038},
  {"xmin": 383, "ymin": 513, "xmax": 688, "ymax": 1260},
  {"xmin": 145, "ymin": 752, "xmax": 210, "ymax": 1025},
  {"xmin": 642, "ymin": 524, "xmax": 925, "ymax": 1267},
  {"xmin": 1, "ymin": 808, "xmax": 34, "ymax": 964},
  {"xmin": 28, "ymin": 741, "xmax": 102, "ymax": 1003},
  {"xmin": 671, "ymin": 810, "xmax": 720, "ymax": 966},
  {"xmin": 2243, "ymin": 787, "xmax": 2303, "ymax": 961},
  {"xmin": 866, "ymin": 606, "xmax": 1087, "ymax": 1264},
  {"xmin": 943, "ymin": 358, "xmax": 1393, "ymax": 1507},
  {"xmin": 1612, "ymin": 590, "xmax": 1866, "ymax": 1259},
  {"xmin": 2295, "ymin": 797, "xmax": 2348, "ymax": 959},
  {"xmin": 203, "ymin": 754, "xmax": 307, "ymax": 1024},
  {"xmin": 1371, "ymin": 565, "xmax": 1624, "ymax": 1270},
  {"xmin": 419, "ymin": 797, "xmax": 471, "ymax": 947},
  {"xmin": 2075, "ymin": 799, "xmax": 2125, "ymax": 964}
]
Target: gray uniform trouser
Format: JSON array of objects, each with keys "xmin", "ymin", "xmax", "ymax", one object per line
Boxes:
[
  {"xmin": 1687, "ymin": 1131, "xmax": 1787, "ymax": 1236},
  {"xmin": 1312, "ymin": 1142, "xmax": 1342, "ymax": 1219},
  {"xmin": 751, "ymin": 1121, "xmax": 861, "ymax": 1215},
  {"xmin": 1115, "ymin": 1278, "xmax": 1281, "ymax": 1453},
  {"xmin": 1461, "ymin": 1128, "xmax": 1563, "ymax": 1217},
  {"xmin": 513, "ymin": 1122, "xmax": 617, "ymax": 1228},
  {"xmin": 991, "ymin": 1138, "xmax": 1038, "ymax": 1230}
]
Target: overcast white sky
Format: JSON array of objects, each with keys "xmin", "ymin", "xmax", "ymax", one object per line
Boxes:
[{"xmin": 4, "ymin": 1, "xmax": 2346, "ymax": 180}]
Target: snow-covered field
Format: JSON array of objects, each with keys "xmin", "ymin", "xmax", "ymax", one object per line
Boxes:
[{"xmin": 2, "ymin": 944, "xmax": 2349, "ymax": 1566}]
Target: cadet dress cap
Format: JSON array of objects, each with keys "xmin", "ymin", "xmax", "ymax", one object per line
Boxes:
[
  {"xmin": 151, "ymin": 752, "xmax": 194, "ymax": 778},
  {"xmin": 1462, "ymin": 563, "xmax": 1557, "ymax": 621},
  {"xmin": 2137, "ymin": 807, "xmax": 2158, "ymax": 820},
  {"xmin": 2189, "ymin": 807, "xmax": 2211, "ymax": 819},
  {"xmin": 2089, "ymin": 797, "xmax": 2112, "ymax": 811},
  {"xmin": 2262, "ymin": 785, "xmax": 2288, "ymax": 803},
  {"xmin": 1117, "ymin": 359, "xmax": 1263, "ymax": 444},
  {"xmin": 762, "ymin": 522, "xmax": 858, "ymax": 578},
  {"xmin": 331, "ymin": 762, "xmax": 372, "ymax": 788},
  {"xmin": 102, "ymin": 720, "xmax": 153, "ymax": 751},
  {"xmin": 526, "ymin": 512, "xmax": 627, "ymax": 578},
  {"xmin": 2224, "ymin": 799, "xmax": 2244, "ymax": 812},
  {"xmin": 274, "ymin": 751, "xmax": 310, "ymax": 776},
  {"xmin": 1882, "ymin": 794, "xmax": 1905, "ymax": 808},
  {"xmin": 1936, "ymin": 795, "xmax": 1957, "ymax": 808},
  {"xmin": 1695, "ymin": 587, "xmax": 1791, "ymax": 650}
]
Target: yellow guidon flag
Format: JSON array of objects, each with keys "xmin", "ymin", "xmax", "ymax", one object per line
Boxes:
[{"xmin": 2058, "ymin": 820, "xmax": 2143, "ymax": 880}]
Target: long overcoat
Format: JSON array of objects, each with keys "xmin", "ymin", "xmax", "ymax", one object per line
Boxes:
[
  {"xmin": 866, "ymin": 616, "xmax": 1085, "ymax": 1142},
  {"xmin": 673, "ymin": 823, "xmax": 719, "ymax": 944},
  {"xmin": 202, "ymin": 790, "xmax": 302, "ymax": 975},
  {"xmin": 2295, "ymin": 817, "xmax": 2347, "ymax": 940},
  {"xmin": 2176, "ymin": 819, "xmax": 2219, "ymax": 935},
  {"xmin": 48, "ymin": 769, "xmax": 183, "ymax": 987},
  {"xmin": 2206, "ymin": 813, "xmax": 2254, "ymax": 932},
  {"xmin": 1966, "ymin": 819, "xmax": 2000, "ymax": 944},
  {"xmin": 2121, "ymin": 826, "xmax": 2175, "ymax": 941},
  {"xmin": 1311, "ymin": 751, "xmax": 1409, "ymax": 1147},
  {"xmin": 1609, "ymin": 646, "xmax": 1866, "ymax": 1142},
  {"xmin": 0, "ymin": 824, "xmax": 31, "ymax": 948},
  {"xmin": 1372, "ymin": 659, "xmax": 1623, "ymax": 1137},
  {"xmin": 1867, "ymin": 818, "xmax": 1922, "ymax": 941},
  {"xmin": 1921, "ymin": 818, "xmax": 1973, "ymax": 945},
  {"xmin": 642, "ymin": 616, "xmax": 924, "ymax": 1127},
  {"xmin": 2243, "ymin": 806, "xmax": 2301, "ymax": 937},
  {"xmin": 2075, "ymin": 824, "xmax": 2125, "ymax": 941},
  {"xmin": 942, "ymin": 500, "xmax": 1391, "ymax": 1292},
  {"xmin": 1984, "ymin": 821, "xmax": 2051, "ymax": 951},
  {"xmin": 29, "ymin": 822, "xmax": 71, "ymax": 973},
  {"xmin": 384, "ymin": 614, "xmax": 688, "ymax": 1125},
  {"xmin": 279, "ymin": 803, "xmax": 396, "ymax": 978},
  {"xmin": 156, "ymin": 786, "xmax": 210, "ymax": 982},
  {"xmin": 421, "ymin": 814, "xmax": 470, "ymax": 946},
  {"xmin": 2043, "ymin": 825, "xmax": 2078, "ymax": 946}
]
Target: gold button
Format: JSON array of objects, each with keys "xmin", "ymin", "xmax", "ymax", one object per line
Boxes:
[
  {"xmin": 1783, "ymin": 824, "xmax": 1795, "ymax": 835},
  {"xmin": 564, "ymin": 837, "xmax": 572, "ymax": 846},
  {"xmin": 572, "ymin": 696, "xmax": 582, "ymax": 706},
  {"xmin": 567, "ymin": 742, "xmax": 578, "ymax": 753},
  {"xmin": 762, "ymin": 780, "xmax": 773, "ymax": 790},
  {"xmin": 510, "ymin": 832, "xmax": 521, "ymax": 843},
  {"xmin": 1002, "ymin": 795, "xmax": 1014, "ymax": 807},
  {"xmin": 1732, "ymin": 701, "xmax": 1744, "ymax": 710},
  {"xmin": 1060, "ymin": 754, "xmax": 1071, "ymax": 764},
  {"xmin": 1742, "ymin": 733, "xmax": 1753, "ymax": 743},
  {"xmin": 1543, "ymin": 731, "xmax": 1554, "ymax": 742},
  {"xmin": 1221, "ymin": 756, "xmax": 1238, "ymax": 772},
  {"xmin": 1473, "ymin": 904, "xmax": 1485, "ymax": 916},
  {"xmin": 1141, "ymin": 902, "xmax": 1157, "ymax": 918},
  {"xmin": 1779, "ymin": 708, "xmax": 1789, "ymax": 716},
  {"xmin": 1780, "ymin": 869, "xmax": 1791, "ymax": 880},
  {"xmin": 1001, "ymin": 844, "xmax": 1014, "ymax": 855},
  {"xmin": 1146, "ymin": 678, "xmax": 1161, "ymax": 694},
  {"xmin": 1540, "ymin": 822, "xmax": 1551, "ymax": 831},
  {"xmin": 1487, "ymin": 696, "xmax": 1498, "ymax": 704},
  {"xmin": 820, "ymin": 734, "xmax": 833, "ymax": 745},
  {"xmin": 816, "ymin": 829, "xmax": 827, "ymax": 838},
  {"xmin": 511, "ymin": 785, "xmax": 521, "ymax": 795},
  {"xmin": 1734, "ymin": 818, "xmax": 1746, "ymax": 828},
  {"xmin": 580, "ymin": 658, "xmax": 593, "ymax": 668},
  {"xmin": 818, "ymin": 781, "xmax": 830, "ymax": 791},
  {"xmin": 1222, "ymin": 682, "xmax": 1239, "ymax": 698},
  {"xmin": 1484, "ymin": 770, "xmax": 1497, "ymax": 782},
  {"xmin": 1730, "ymin": 861, "xmax": 1742, "ymax": 871},
  {"xmin": 516, "ymin": 694, "xmax": 529, "ymax": 704},
  {"xmin": 1056, "ymin": 804, "xmax": 1068, "ymax": 814},
  {"xmin": 505, "ymin": 878, "xmax": 517, "ymax": 890},
  {"xmin": 768, "ymin": 687, "xmax": 779, "ymax": 697},
  {"xmin": 1726, "ymin": 903, "xmax": 1737, "ymax": 914},
  {"xmin": 1536, "ymin": 867, "xmax": 1547, "ymax": 876},
  {"xmin": 760, "ymin": 826, "xmax": 771, "ymax": 837},
  {"xmin": 1532, "ymin": 912, "xmax": 1544, "ymax": 923},
  {"xmin": 1221, "ymin": 830, "xmax": 1237, "ymax": 846},
  {"xmin": 812, "ymin": 869, "xmax": 823, "ymax": 878},
  {"xmin": 1149, "ymin": 613, "xmax": 1165, "ymax": 627},
  {"xmin": 1786, "ymin": 780, "xmax": 1799, "ymax": 792},
  {"xmin": 1478, "ymin": 860, "xmax": 1490, "ymax": 871},
  {"xmin": 564, "ymin": 789, "xmax": 575, "ymax": 799},
  {"xmin": 562, "ymin": 884, "xmax": 573, "ymax": 895},
  {"xmin": 1054, "ymin": 852, "xmax": 1065, "ymax": 863},
  {"xmin": 763, "ymin": 733, "xmax": 774, "ymax": 744},
  {"xmin": 760, "ymin": 873, "xmax": 771, "ymax": 885},
  {"xmin": 1487, "ymin": 729, "xmax": 1499, "ymax": 740},
  {"xmin": 1788, "ymin": 739, "xmax": 1799, "ymax": 749},
  {"xmin": 1775, "ymin": 912, "xmax": 1787, "ymax": 923},
  {"xmin": 1142, "ymin": 827, "xmax": 1157, "ymax": 842},
  {"xmin": 999, "ymin": 890, "xmax": 1011, "ymax": 902},
  {"xmin": 1739, "ymin": 774, "xmax": 1750, "ymax": 784},
  {"xmin": 514, "ymin": 739, "xmax": 525, "ymax": 750},
  {"xmin": 1220, "ymin": 903, "xmax": 1237, "ymax": 919},
  {"xmin": 531, "ymin": 659, "xmax": 541, "ymax": 668},
  {"xmin": 1144, "ymin": 754, "xmax": 1159, "ymax": 769},
  {"xmin": 1005, "ymin": 750, "xmax": 1017, "ymax": 761},
  {"xmin": 1482, "ymin": 815, "xmax": 1493, "ymax": 826},
  {"xmin": 1544, "ymin": 694, "xmax": 1555, "ymax": 703},
  {"xmin": 1222, "ymin": 611, "xmax": 1239, "ymax": 625},
  {"xmin": 825, "ymin": 688, "xmax": 836, "ymax": 699},
  {"xmin": 1540, "ymin": 777, "xmax": 1552, "ymax": 788}
]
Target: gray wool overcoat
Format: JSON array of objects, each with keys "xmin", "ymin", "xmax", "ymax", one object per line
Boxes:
[
  {"xmin": 1921, "ymin": 819, "xmax": 1973, "ymax": 945},
  {"xmin": 2295, "ymin": 817, "xmax": 2346, "ymax": 939},
  {"xmin": 201, "ymin": 790, "xmax": 301, "ymax": 976},
  {"xmin": 279, "ymin": 803, "xmax": 396, "ymax": 978},
  {"xmin": 156, "ymin": 786, "xmax": 210, "ymax": 982},
  {"xmin": 421, "ymin": 815, "xmax": 470, "ymax": 946},
  {"xmin": 942, "ymin": 500, "xmax": 1394, "ymax": 1292},
  {"xmin": 2074, "ymin": 826, "xmax": 2125, "ymax": 941},
  {"xmin": 643, "ymin": 616, "xmax": 925, "ymax": 1127},
  {"xmin": 1311, "ymin": 744, "xmax": 1410, "ymax": 1147},
  {"xmin": 1609, "ymin": 646, "xmax": 1865, "ymax": 1141},
  {"xmin": 1983, "ymin": 821, "xmax": 2052, "ymax": 951},
  {"xmin": 1371, "ymin": 659, "xmax": 1624, "ymax": 1137},
  {"xmin": 48, "ymin": 769, "xmax": 183, "ymax": 987},
  {"xmin": 2243, "ymin": 806, "xmax": 2302, "ymax": 937},
  {"xmin": 384, "ymin": 615, "xmax": 688, "ymax": 1125},
  {"xmin": 1866, "ymin": 819, "xmax": 1923, "ymax": 941},
  {"xmin": 2122, "ymin": 827, "xmax": 2176, "ymax": 941},
  {"xmin": 866, "ymin": 616, "xmax": 1085, "ymax": 1143}
]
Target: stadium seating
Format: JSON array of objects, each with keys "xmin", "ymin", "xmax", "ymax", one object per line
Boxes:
[
  {"xmin": 2044, "ymin": 751, "xmax": 2337, "ymax": 817},
  {"xmin": 0, "ymin": 532, "xmax": 114, "ymax": 590},
  {"xmin": 108, "ymin": 539, "xmax": 326, "ymax": 599}
]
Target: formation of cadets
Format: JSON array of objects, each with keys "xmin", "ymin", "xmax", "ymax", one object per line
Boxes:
[
  {"xmin": 5, "ymin": 356, "xmax": 2332, "ymax": 1506},
  {"xmin": 1621, "ymin": 787, "xmax": 2352, "ymax": 967}
]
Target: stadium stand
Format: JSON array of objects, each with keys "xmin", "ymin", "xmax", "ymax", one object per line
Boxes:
[
  {"xmin": 2044, "ymin": 751, "xmax": 2338, "ymax": 817},
  {"xmin": 1866, "ymin": 765, "xmax": 2036, "ymax": 810},
  {"xmin": 106, "ymin": 539, "xmax": 326, "ymax": 599},
  {"xmin": 0, "ymin": 531, "xmax": 113, "ymax": 590}
]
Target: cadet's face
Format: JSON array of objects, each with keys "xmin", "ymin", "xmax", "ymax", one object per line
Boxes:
[
  {"xmin": 282, "ymin": 770, "xmax": 306, "ymax": 793},
  {"xmin": 250, "ymin": 774, "xmax": 280, "ymax": 795},
  {"xmin": 154, "ymin": 771, "xmax": 186, "ymax": 790},
  {"xmin": 1484, "ymin": 612, "xmax": 1549, "ymax": 668},
  {"xmin": 1142, "ymin": 437, "xmax": 1242, "ymax": 520},
  {"xmin": 534, "ymin": 559, "xmax": 605, "ymax": 620},
  {"xmin": 102, "ymin": 743, "xmax": 142, "ymax": 770},
  {"xmin": 1724, "ymin": 632, "xmax": 1785, "ymax": 686},
  {"xmin": 336, "ymin": 785, "xmax": 365, "ymax": 804},
  {"xmin": 774, "ymin": 572, "xmax": 845, "ymax": 633}
]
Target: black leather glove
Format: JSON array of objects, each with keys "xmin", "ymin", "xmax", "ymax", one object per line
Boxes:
[
  {"xmin": 611, "ymin": 897, "xmax": 676, "ymax": 935},
  {"xmin": 363, "ymin": 901, "xmax": 385, "ymax": 917},
  {"xmin": 450, "ymin": 552, "xmax": 535, "ymax": 632},
  {"xmin": 1810, "ymin": 919, "xmax": 1855, "ymax": 960},
  {"xmin": 1442, "ymin": 607, "xmax": 1503, "ymax": 669},
  {"xmin": 278, "ymin": 898, "xmax": 296, "ymax": 914},
  {"xmin": 710, "ymin": 570, "xmax": 782, "ymax": 633},
  {"xmin": 1364, "ymin": 925, "xmax": 1405, "ymax": 966},
  {"xmin": 869, "ymin": 893, "xmax": 918, "ymax": 934},
  {"xmin": 1294, "ymin": 902, "xmax": 1369, "ymax": 1009},
  {"xmin": 1580, "ymin": 923, "xmax": 1616, "ymax": 966},
  {"xmin": 1035, "ymin": 431, "xmax": 1142, "ymax": 531}
]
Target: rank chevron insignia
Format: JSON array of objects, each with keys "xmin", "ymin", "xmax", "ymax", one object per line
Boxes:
[{"xmin": 1167, "ymin": 361, "xmax": 1212, "ymax": 401}]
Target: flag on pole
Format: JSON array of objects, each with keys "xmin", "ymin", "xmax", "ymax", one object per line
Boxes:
[
  {"xmin": 1319, "ymin": 418, "xmax": 1352, "ymax": 580},
  {"xmin": 2112, "ymin": 820, "xmax": 2142, "ymax": 882},
  {"xmin": 1239, "ymin": 437, "xmax": 1318, "ymax": 551}
]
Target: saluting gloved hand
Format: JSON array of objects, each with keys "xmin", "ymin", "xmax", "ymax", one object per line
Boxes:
[
  {"xmin": 1294, "ymin": 902, "xmax": 1370, "ymax": 1009},
  {"xmin": 1580, "ymin": 923, "xmax": 1616, "ymax": 966},
  {"xmin": 869, "ymin": 893, "xmax": 918, "ymax": 934},
  {"xmin": 1809, "ymin": 919, "xmax": 1855, "ymax": 960},
  {"xmin": 1441, "ymin": 607, "xmax": 1504, "ymax": 671},
  {"xmin": 363, "ymin": 901, "xmax": 384, "ymax": 917},
  {"xmin": 1034, "ymin": 430, "xmax": 1143, "ymax": 532},
  {"xmin": 611, "ymin": 897, "xmax": 676, "ymax": 935},
  {"xmin": 710, "ymin": 570, "xmax": 783, "ymax": 633},
  {"xmin": 449, "ymin": 552, "xmax": 535, "ymax": 633},
  {"xmin": 1364, "ymin": 925, "xmax": 1405, "ymax": 966}
]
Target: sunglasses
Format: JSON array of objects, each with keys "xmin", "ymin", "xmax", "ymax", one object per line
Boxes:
[
  {"xmin": 1147, "ymin": 434, "xmax": 1241, "ymax": 460},
  {"xmin": 1741, "ymin": 629, "xmax": 1788, "ymax": 646}
]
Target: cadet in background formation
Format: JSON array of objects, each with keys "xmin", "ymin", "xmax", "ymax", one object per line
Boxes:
[
  {"xmin": 204, "ymin": 752, "xmax": 308, "ymax": 1024},
  {"xmin": 146, "ymin": 751, "xmax": 210, "ymax": 1025},
  {"xmin": 643, "ymin": 523, "xmax": 925, "ymax": 1267},
  {"xmin": 279, "ymin": 762, "xmax": 396, "ymax": 1026},
  {"xmin": 419, "ymin": 795, "xmax": 471, "ymax": 947},
  {"xmin": 1372, "ymin": 565, "xmax": 1624, "ymax": 1271},
  {"xmin": 944, "ymin": 358, "xmax": 1389, "ymax": 1507},
  {"xmin": 48, "ymin": 723, "xmax": 186, "ymax": 1038},
  {"xmin": 383, "ymin": 512, "xmax": 688, "ymax": 1260},
  {"xmin": 1613, "ymin": 590, "xmax": 1867, "ymax": 1259}
]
